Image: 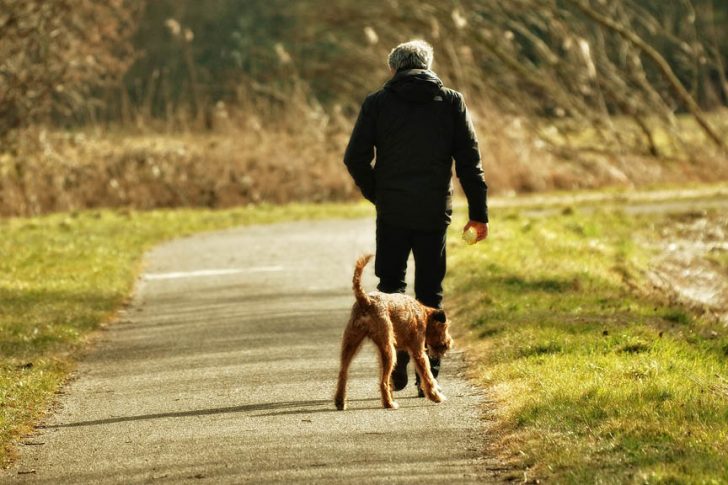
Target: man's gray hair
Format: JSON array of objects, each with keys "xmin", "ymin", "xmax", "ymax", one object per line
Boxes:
[{"xmin": 387, "ymin": 40, "xmax": 434, "ymax": 71}]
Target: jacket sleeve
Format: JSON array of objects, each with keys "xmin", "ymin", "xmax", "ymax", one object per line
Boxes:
[
  {"xmin": 452, "ymin": 92, "xmax": 488, "ymax": 223},
  {"xmin": 343, "ymin": 95, "xmax": 377, "ymax": 203}
]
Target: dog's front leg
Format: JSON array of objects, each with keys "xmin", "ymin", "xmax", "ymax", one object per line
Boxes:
[{"xmin": 412, "ymin": 350, "xmax": 446, "ymax": 403}]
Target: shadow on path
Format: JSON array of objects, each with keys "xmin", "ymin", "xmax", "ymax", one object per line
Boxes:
[{"xmin": 43, "ymin": 397, "xmax": 393, "ymax": 429}]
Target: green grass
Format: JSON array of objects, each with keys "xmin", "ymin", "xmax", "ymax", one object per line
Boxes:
[
  {"xmin": 3, "ymin": 189, "xmax": 726, "ymax": 480},
  {"xmin": 706, "ymin": 251, "xmax": 728, "ymax": 275},
  {"xmin": 0, "ymin": 202, "xmax": 372, "ymax": 465},
  {"xmin": 446, "ymin": 207, "xmax": 728, "ymax": 483}
]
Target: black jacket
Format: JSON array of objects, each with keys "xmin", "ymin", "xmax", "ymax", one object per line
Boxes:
[{"xmin": 344, "ymin": 68, "xmax": 488, "ymax": 231}]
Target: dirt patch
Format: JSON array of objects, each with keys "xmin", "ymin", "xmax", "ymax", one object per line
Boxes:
[{"xmin": 647, "ymin": 211, "xmax": 728, "ymax": 325}]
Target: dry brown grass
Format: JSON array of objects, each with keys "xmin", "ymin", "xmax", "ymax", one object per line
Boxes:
[
  {"xmin": 476, "ymin": 106, "xmax": 728, "ymax": 194},
  {"xmin": 1, "ymin": 103, "xmax": 726, "ymax": 217},
  {"xmin": 0, "ymin": 116, "xmax": 354, "ymax": 216}
]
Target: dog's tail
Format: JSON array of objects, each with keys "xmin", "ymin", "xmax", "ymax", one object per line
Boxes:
[{"xmin": 353, "ymin": 254, "xmax": 374, "ymax": 308}]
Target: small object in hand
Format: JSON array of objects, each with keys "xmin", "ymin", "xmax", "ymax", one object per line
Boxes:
[{"xmin": 462, "ymin": 226, "xmax": 478, "ymax": 245}]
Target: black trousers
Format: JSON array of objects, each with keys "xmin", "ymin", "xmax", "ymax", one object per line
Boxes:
[
  {"xmin": 375, "ymin": 219, "xmax": 446, "ymax": 382},
  {"xmin": 374, "ymin": 219, "xmax": 447, "ymax": 309}
]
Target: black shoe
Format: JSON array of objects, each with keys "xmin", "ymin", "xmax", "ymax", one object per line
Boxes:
[{"xmin": 391, "ymin": 351, "xmax": 410, "ymax": 391}]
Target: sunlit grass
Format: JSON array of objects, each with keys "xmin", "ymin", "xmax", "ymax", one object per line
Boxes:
[
  {"xmin": 447, "ymin": 206, "xmax": 728, "ymax": 482},
  {"xmin": 707, "ymin": 251, "xmax": 728, "ymax": 273},
  {"xmin": 0, "ymin": 201, "xmax": 373, "ymax": 465}
]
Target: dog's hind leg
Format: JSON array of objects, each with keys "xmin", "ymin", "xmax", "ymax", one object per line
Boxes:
[
  {"xmin": 334, "ymin": 323, "xmax": 366, "ymax": 410},
  {"xmin": 412, "ymin": 349, "xmax": 446, "ymax": 403},
  {"xmin": 372, "ymin": 321, "xmax": 399, "ymax": 410}
]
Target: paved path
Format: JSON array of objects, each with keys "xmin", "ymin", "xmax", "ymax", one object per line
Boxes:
[{"xmin": 3, "ymin": 219, "xmax": 493, "ymax": 483}]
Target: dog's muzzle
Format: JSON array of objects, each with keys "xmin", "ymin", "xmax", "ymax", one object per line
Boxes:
[{"xmin": 428, "ymin": 343, "xmax": 450, "ymax": 358}]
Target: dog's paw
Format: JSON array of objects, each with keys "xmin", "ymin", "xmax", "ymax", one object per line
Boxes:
[
  {"xmin": 384, "ymin": 401, "xmax": 400, "ymax": 410},
  {"xmin": 430, "ymin": 392, "xmax": 447, "ymax": 403},
  {"xmin": 335, "ymin": 399, "xmax": 347, "ymax": 411}
]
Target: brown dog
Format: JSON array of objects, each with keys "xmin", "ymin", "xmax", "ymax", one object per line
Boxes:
[{"xmin": 334, "ymin": 254, "xmax": 453, "ymax": 410}]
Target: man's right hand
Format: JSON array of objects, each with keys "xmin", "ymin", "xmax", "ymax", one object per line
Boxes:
[{"xmin": 464, "ymin": 221, "xmax": 488, "ymax": 243}]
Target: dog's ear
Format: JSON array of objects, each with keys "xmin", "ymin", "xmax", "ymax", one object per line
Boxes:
[{"xmin": 431, "ymin": 309, "xmax": 447, "ymax": 324}]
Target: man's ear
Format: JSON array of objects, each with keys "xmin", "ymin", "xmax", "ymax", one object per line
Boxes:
[{"xmin": 431, "ymin": 309, "xmax": 447, "ymax": 324}]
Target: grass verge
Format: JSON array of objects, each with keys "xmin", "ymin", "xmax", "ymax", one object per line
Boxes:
[
  {"xmin": 0, "ymin": 202, "xmax": 373, "ymax": 466},
  {"xmin": 446, "ymin": 204, "xmax": 728, "ymax": 482}
]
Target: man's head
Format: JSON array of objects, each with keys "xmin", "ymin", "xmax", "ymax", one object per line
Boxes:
[{"xmin": 387, "ymin": 40, "xmax": 434, "ymax": 72}]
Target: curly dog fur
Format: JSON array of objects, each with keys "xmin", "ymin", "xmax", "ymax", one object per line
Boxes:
[{"xmin": 334, "ymin": 254, "xmax": 453, "ymax": 410}]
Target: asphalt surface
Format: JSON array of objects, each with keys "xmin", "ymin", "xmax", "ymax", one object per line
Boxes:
[{"xmin": 3, "ymin": 218, "xmax": 494, "ymax": 484}]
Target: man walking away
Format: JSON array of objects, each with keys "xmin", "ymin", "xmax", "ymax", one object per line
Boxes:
[{"xmin": 344, "ymin": 39, "xmax": 488, "ymax": 396}]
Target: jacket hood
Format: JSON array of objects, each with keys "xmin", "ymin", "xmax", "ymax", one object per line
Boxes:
[{"xmin": 384, "ymin": 69, "xmax": 443, "ymax": 103}]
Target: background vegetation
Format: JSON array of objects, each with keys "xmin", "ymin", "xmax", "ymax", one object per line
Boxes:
[
  {"xmin": 1, "ymin": 0, "xmax": 727, "ymax": 216},
  {"xmin": 2, "ymin": 2, "xmax": 727, "ymax": 480}
]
